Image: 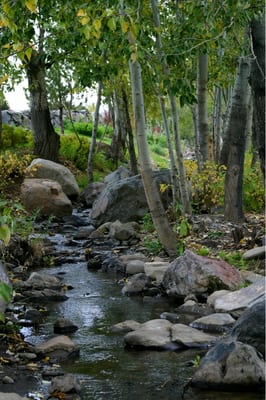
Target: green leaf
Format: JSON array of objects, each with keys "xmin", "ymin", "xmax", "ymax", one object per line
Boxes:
[
  {"xmin": 0, "ymin": 224, "xmax": 11, "ymax": 246},
  {"xmin": 0, "ymin": 282, "xmax": 12, "ymax": 303}
]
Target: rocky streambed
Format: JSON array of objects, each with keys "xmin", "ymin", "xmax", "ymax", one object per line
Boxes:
[{"xmin": 0, "ymin": 208, "xmax": 265, "ymax": 400}]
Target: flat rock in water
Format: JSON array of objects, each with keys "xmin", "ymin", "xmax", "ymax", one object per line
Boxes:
[
  {"xmin": 171, "ymin": 323, "xmax": 217, "ymax": 349},
  {"xmin": 124, "ymin": 319, "xmax": 172, "ymax": 349},
  {"xmin": 111, "ymin": 320, "xmax": 141, "ymax": 333},
  {"xmin": 144, "ymin": 261, "xmax": 170, "ymax": 284},
  {"xmin": 189, "ymin": 313, "xmax": 235, "ymax": 333},
  {"xmin": 35, "ymin": 335, "xmax": 80, "ymax": 360}
]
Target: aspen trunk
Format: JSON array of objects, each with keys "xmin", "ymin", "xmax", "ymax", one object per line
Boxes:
[
  {"xmin": 224, "ymin": 57, "xmax": 251, "ymax": 222},
  {"xmin": 129, "ymin": 59, "xmax": 177, "ymax": 257},
  {"xmin": 87, "ymin": 81, "xmax": 102, "ymax": 183}
]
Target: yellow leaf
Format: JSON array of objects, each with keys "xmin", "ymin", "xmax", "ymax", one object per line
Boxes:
[
  {"xmin": 120, "ymin": 20, "xmax": 129, "ymax": 34},
  {"xmin": 93, "ymin": 19, "xmax": 101, "ymax": 31},
  {"xmin": 0, "ymin": 75, "xmax": 8, "ymax": 85},
  {"xmin": 77, "ymin": 9, "xmax": 87, "ymax": 17},
  {"xmin": 80, "ymin": 16, "xmax": 90, "ymax": 26},
  {"xmin": 24, "ymin": 47, "xmax": 33, "ymax": 61},
  {"xmin": 13, "ymin": 43, "xmax": 24, "ymax": 52},
  {"xmin": 25, "ymin": 0, "xmax": 37, "ymax": 13}
]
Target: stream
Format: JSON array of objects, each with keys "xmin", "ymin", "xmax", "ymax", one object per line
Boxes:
[{"xmin": 21, "ymin": 209, "xmax": 264, "ymax": 400}]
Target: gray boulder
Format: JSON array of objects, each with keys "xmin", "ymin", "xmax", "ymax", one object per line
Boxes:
[
  {"xmin": 230, "ymin": 300, "xmax": 265, "ymax": 356},
  {"xmin": 124, "ymin": 319, "xmax": 217, "ymax": 350},
  {"xmin": 91, "ymin": 169, "xmax": 172, "ymax": 225},
  {"xmin": 49, "ymin": 374, "xmax": 81, "ymax": 396},
  {"xmin": 21, "ymin": 178, "xmax": 73, "ymax": 217},
  {"xmin": 191, "ymin": 339, "xmax": 265, "ymax": 390},
  {"xmin": 80, "ymin": 182, "xmax": 105, "ymax": 207},
  {"xmin": 35, "ymin": 335, "xmax": 80, "ymax": 360},
  {"xmin": 162, "ymin": 250, "xmax": 244, "ymax": 298},
  {"xmin": 212, "ymin": 277, "xmax": 266, "ymax": 317},
  {"xmin": 25, "ymin": 158, "xmax": 79, "ymax": 199},
  {"xmin": 122, "ymin": 273, "xmax": 152, "ymax": 296},
  {"xmin": 190, "ymin": 313, "xmax": 236, "ymax": 333}
]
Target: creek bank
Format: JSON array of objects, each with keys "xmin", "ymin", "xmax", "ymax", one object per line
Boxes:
[{"xmin": 0, "ymin": 207, "xmax": 265, "ymax": 399}]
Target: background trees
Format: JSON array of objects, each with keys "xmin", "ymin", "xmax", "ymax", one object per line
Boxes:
[{"xmin": 1, "ymin": 0, "xmax": 264, "ymax": 252}]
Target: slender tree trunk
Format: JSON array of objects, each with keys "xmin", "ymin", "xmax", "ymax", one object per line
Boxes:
[
  {"xmin": 151, "ymin": 0, "xmax": 191, "ymax": 215},
  {"xmin": 87, "ymin": 81, "xmax": 102, "ymax": 183},
  {"xmin": 169, "ymin": 93, "xmax": 191, "ymax": 215},
  {"xmin": 158, "ymin": 94, "xmax": 179, "ymax": 203},
  {"xmin": 26, "ymin": 51, "xmax": 60, "ymax": 162},
  {"xmin": 250, "ymin": 16, "xmax": 265, "ymax": 179},
  {"xmin": 129, "ymin": 59, "xmax": 177, "ymax": 257},
  {"xmin": 197, "ymin": 53, "xmax": 209, "ymax": 168},
  {"xmin": 190, "ymin": 105, "xmax": 200, "ymax": 166},
  {"xmin": 0, "ymin": 100, "xmax": 2, "ymax": 149},
  {"xmin": 110, "ymin": 89, "xmax": 127, "ymax": 168},
  {"xmin": 213, "ymin": 86, "xmax": 222, "ymax": 163},
  {"xmin": 121, "ymin": 88, "xmax": 138, "ymax": 175},
  {"xmin": 224, "ymin": 57, "xmax": 251, "ymax": 222},
  {"xmin": 219, "ymin": 87, "xmax": 233, "ymax": 165}
]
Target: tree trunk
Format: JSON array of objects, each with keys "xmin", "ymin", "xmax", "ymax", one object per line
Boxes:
[
  {"xmin": 110, "ymin": 89, "xmax": 127, "ymax": 168},
  {"xmin": 26, "ymin": 51, "xmax": 60, "ymax": 162},
  {"xmin": 0, "ymin": 101, "xmax": 2, "ymax": 149},
  {"xmin": 219, "ymin": 87, "xmax": 233, "ymax": 165},
  {"xmin": 191, "ymin": 105, "xmax": 200, "ymax": 166},
  {"xmin": 121, "ymin": 88, "xmax": 138, "ymax": 175},
  {"xmin": 197, "ymin": 53, "xmax": 209, "ymax": 168},
  {"xmin": 129, "ymin": 59, "xmax": 177, "ymax": 258},
  {"xmin": 87, "ymin": 81, "xmax": 102, "ymax": 183},
  {"xmin": 158, "ymin": 94, "xmax": 179, "ymax": 203},
  {"xmin": 151, "ymin": 0, "xmax": 191, "ymax": 215},
  {"xmin": 224, "ymin": 57, "xmax": 251, "ymax": 222},
  {"xmin": 250, "ymin": 16, "xmax": 265, "ymax": 179},
  {"xmin": 213, "ymin": 86, "xmax": 222, "ymax": 163},
  {"xmin": 169, "ymin": 93, "xmax": 191, "ymax": 215}
]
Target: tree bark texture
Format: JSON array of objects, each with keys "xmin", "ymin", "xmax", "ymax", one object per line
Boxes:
[
  {"xmin": 151, "ymin": 0, "xmax": 191, "ymax": 215},
  {"xmin": 87, "ymin": 81, "xmax": 102, "ymax": 183},
  {"xmin": 197, "ymin": 53, "xmax": 209, "ymax": 167},
  {"xmin": 129, "ymin": 59, "xmax": 177, "ymax": 257},
  {"xmin": 121, "ymin": 88, "xmax": 138, "ymax": 175},
  {"xmin": 26, "ymin": 52, "xmax": 60, "ymax": 162},
  {"xmin": 224, "ymin": 57, "xmax": 251, "ymax": 222},
  {"xmin": 250, "ymin": 16, "xmax": 265, "ymax": 179}
]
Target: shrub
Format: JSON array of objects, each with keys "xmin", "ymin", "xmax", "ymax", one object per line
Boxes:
[
  {"xmin": 60, "ymin": 135, "xmax": 90, "ymax": 171},
  {"xmin": 243, "ymin": 161, "xmax": 264, "ymax": 212},
  {"xmin": 0, "ymin": 151, "xmax": 33, "ymax": 190},
  {"xmin": 1, "ymin": 124, "xmax": 33, "ymax": 149},
  {"xmin": 186, "ymin": 160, "xmax": 225, "ymax": 213}
]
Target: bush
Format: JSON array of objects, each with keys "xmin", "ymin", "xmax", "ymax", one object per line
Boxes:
[
  {"xmin": 243, "ymin": 161, "xmax": 264, "ymax": 212},
  {"xmin": 0, "ymin": 151, "xmax": 33, "ymax": 190},
  {"xmin": 63, "ymin": 120, "xmax": 113, "ymax": 139},
  {"xmin": 60, "ymin": 135, "xmax": 90, "ymax": 171},
  {"xmin": 1, "ymin": 125, "xmax": 33, "ymax": 149},
  {"xmin": 186, "ymin": 160, "xmax": 225, "ymax": 213}
]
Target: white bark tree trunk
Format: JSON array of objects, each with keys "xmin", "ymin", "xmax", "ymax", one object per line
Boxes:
[{"xmin": 129, "ymin": 59, "xmax": 177, "ymax": 257}]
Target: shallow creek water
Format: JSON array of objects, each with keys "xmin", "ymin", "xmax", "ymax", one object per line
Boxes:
[{"xmin": 22, "ymin": 211, "xmax": 264, "ymax": 400}]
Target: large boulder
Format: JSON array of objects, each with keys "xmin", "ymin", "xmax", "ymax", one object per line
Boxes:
[
  {"xmin": 191, "ymin": 339, "xmax": 265, "ymax": 391},
  {"xmin": 25, "ymin": 158, "xmax": 79, "ymax": 199},
  {"xmin": 162, "ymin": 250, "xmax": 244, "ymax": 298},
  {"xmin": 230, "ymin": 299, "xmax": 265, "ymax": 356},
  {"xmin": 90, "ymin": 169, "xmax": 172, "ymax": 225},
  {"xmin": 212, "ymin": 277, "xmax": 266, "ymax": 317},
  {"xmin": 21, "ymin": 178, "xmax": 73, "ymax": 217}
]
